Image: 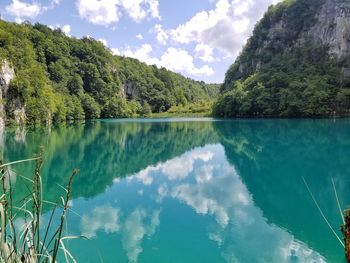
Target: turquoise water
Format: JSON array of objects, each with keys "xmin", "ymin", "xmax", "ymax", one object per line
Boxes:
[{"xmin": 3, "ymin": 119, "xmax": 350, "ymax": 262}]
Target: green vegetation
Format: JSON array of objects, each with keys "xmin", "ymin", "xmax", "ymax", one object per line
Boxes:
[
  {"xmin": 214, "ymin": 0, "xmax": 350, "ymax": 118},
  {"xmin": 0, "ymin": 148, "xmax": 78, "ymax": 262},
  {"xmin": 152, "ymin": 101, "xmax": 213, "ymax": 117},
  {"xmin": 0, "ymin": 20, "xmax": 219, "ymax": 124},
  {"xmin": 342, "ymin": 210, "xmax": 350, "ymax": 262}
]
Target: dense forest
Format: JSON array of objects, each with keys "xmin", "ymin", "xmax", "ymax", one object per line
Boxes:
[
  {"xmin": 213, "ymin": 0, "xmax": 350, "ymax": 118},
  {"xmin": 0, "ymin": 19, "xmax": 219, "ymax": 124}
]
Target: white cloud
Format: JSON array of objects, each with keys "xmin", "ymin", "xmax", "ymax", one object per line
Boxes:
[
  {"xmin": 156, "ymin": 184, "xmax": 168, "ymax": 203},
  {"xmin": 172, "ymin": 183, "xmax": 230, "ymax": 226},
  {"xmin": 153, "ymin": 24, "xmax": 168, "ymax": 45},
  {"xmin": 127, "ymin": 163, "xmax": 155, "ymax": 185},
  {"xmin": 127, "ymin": 148, "xmax": 215, "ymax": 185},
  {"xmin": 123, "ymin": 43, "xmax": 158, "ymax": 64},
  {"xmin": 122, "ymin": 44, "xmax": 214, "ymax": 77},
  {"xmin": 169, "ymin": 0, "xmax": 283, "ymax": 57},
  {"xmin": 5, "ymin": 0, "xmax": 59, "ymax": 23},
  {"xmin": 61, "ymin": 24, "xmax": 71, "ymax": 36},
  {"xmin": 160, "ymin": 150, "xmax": 214, "ymax": 180},
  {"xmin": 195, "ymin": 164, "xmax": 214, "ymax": 183},
  {"xmin": 111, "ymin": 48, "xmax": 121, "ymax": 56},
  {"xmin": 76, "ymin": 0, "xmax": 160, "ymax": 26},
  {"xmin": 48, "ymin": 24, "xmax": 71, "ymax": 36},
  {"xmin": 121, "ymin": 208, "xmax": 160, "ymax": 262},
  {"xmin": 161, "ymin": 155, "xmax": 194, "ymax": 181},
  {"xmin": 80, "ymin": 205, "xmax": 120, "ymax": 238},
  {"xmin": 98, "ymin": 38, "xmax": 108, "ymax": 47},
  {"xmin": 147, "ymin": 0, "xmax": 160, "ymax": 19},
  {"xmin": 120, "ymin": 0, "xmax": 160, "ymax": 22},
  {"xmin": 136, "ymin": 34, "xmax": 143, "ymax": 40},
  {"xmin": 76, "ymin": 0, "xmax": 121, "ymax": 26},
  {"xmin": 195, "ymin": 44, "xmax": 214, "ymax": 63},
  {"xmin": 6, "ymin": 0, "xmax": 41, "ymax": 21}
]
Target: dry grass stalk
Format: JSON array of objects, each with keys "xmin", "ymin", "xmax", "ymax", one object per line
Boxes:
[{"xmin": 0, "ymin": 147, "xmax": 79, "ymax": 263}]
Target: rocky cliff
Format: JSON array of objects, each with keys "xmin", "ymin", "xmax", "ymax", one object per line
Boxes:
[
  {"xmin": 0, "ymin": 60, "xmax": 15, "ymax": 128},
  {"xmin": 0, "ymin": 60, "xmax": 26, "ymax": 127},
  {"xmin": 224, "ymin": 0, "xmax": 350, "ymax": 89},
  {"xmin": 308, "ymin": 0, "xmax": 350, "ymax": 59},
  {"xmin": 215, "ymin": 0, "xmax": 350, "ymax": 118}
]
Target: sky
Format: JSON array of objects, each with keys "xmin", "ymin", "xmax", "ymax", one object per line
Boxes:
[{"xmin": 0, "ymin": 0, "xmax": 281, "ymax": 83}]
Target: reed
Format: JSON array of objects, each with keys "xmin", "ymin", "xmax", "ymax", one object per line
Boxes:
[{"xmin": 0, "ymin": 146, "xmax": 79, "ymax": 262}]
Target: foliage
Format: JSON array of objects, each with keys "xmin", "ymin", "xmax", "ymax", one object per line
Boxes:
[
  {"xmin": 342, "ymin": 210, "xmax": 350, "ymax": 262},
  {"xmin": 0, "ymin": 19, "xmax": 219, "ymax": 124},
  {"xmin": 167, "ymin": 101, "xmax": 213, "ymax": 115}
]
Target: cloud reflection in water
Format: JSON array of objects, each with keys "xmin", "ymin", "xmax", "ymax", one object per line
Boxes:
[
  {"xmin": 124, "ymin": 144, "xmax": 326, "ymax": 263},
  {"xmin": 79, "ymin": 144, "xmax": 325, "ymax": 263}
]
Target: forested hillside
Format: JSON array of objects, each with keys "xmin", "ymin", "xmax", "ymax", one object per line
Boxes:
[
  {"xmin": 214, "ymin": 0, "xmax": 350, "ymax": 118},
  {"xmin": 0, "ymin": 20, "xmax": 219, "ymax": 124}
]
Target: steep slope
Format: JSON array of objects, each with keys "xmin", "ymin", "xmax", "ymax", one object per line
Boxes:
[
  {"xmin": 214, "ymin": 0, "xmax": 350, "ymax": 117},
  {"xmin": 0, "ymin": 20, "xmax": 219, "ymax": 125}
]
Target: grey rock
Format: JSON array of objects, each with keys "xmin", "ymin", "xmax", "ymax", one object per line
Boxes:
[
  {"xmin": 123, "ymin": 81, "xmax": 140, "ymax": 100},
  {"xmin": 308, "ymin": 0, "xmax": 350, "ymax": 58},
  {"xmin": 0, "ymin": 60, "xmax": 15, "ymax": 128}
]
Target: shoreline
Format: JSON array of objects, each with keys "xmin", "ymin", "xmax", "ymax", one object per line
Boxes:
[{"xmin": 4, "ymin": 114, "xmax": 350, "ymax": 128}]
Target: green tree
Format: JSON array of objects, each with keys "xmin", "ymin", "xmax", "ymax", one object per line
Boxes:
[{"xmin": 80, "ymin": 93, "xmax": 101, "ymax": 119}]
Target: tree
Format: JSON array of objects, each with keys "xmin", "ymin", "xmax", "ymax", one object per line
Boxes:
[
  {"xmin": 79, "ymin": 93, "xmax": 101, "ymax": 119},
  {"xmin": 67, "ymin": 74, "xmax": 84, "ymax": 95},
  {"xmin": 140, "ymin": 101, "xmax": 152, "ymax": 117}
]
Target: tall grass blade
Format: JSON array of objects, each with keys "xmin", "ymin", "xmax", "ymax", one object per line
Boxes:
[
  {"xmin": 331, "ymin": 177, "xmax": 345, "ymax": 225},
  {"xmin": 0, "ymin": 157, "xmax": 40, "ymax": 169},
  {"xmin": 302, "ymin": 176, "xmax": 344, "ymax": 248}
]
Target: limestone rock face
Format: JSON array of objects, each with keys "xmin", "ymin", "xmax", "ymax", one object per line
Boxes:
[
  {"xmin": 0, "ymin": 60, "xmax": 27, "ymax": 127},
  {"xmin": 224, "ymin": 0, "xmax": 350, "ymax": 88},
  {"xmin": 308, "ymin": 0, "xmax": 350, "ymax": 58},
  {"xmin": 123, "ymin": 81, "xmax": 140, "ymax": 100},
  {"xmin": 0, "ymin": 60, "xmax": 15, "ymax": 128}
]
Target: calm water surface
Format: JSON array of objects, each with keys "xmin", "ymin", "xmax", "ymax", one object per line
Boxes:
[{"xmin": 3, "ymin": 118, "xmax": 350, "ymax": 263}]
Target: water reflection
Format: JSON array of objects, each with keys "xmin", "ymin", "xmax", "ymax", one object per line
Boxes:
[
  {"xmin": 75, "ymin": 145, "xmax": 327, "ymax": 262},
  {"xmin": 214, "ymin": 120, "xmax": 350, "ymax": 262},
  {"xmin": 121, "ymin": 208, "xmax": 160, "ymax": 262},
  {"xmin": 4, "ymin": 120, "xmax": 217, "ymax": 204},
  {"xmin": 123, "ymin": 145, "xmax": 324, "ymax": 262},
  {"xmin": 81, "ymin": 205, "xmax": 120, "ymax": 238},
  {"xmin": 2, "ymin": 119, "xmax": 349, "ymax": 262}
]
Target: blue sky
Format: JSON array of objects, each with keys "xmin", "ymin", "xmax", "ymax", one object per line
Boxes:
[{"xmin": 0, "ymin": 0, "xmax": 281, "ymax": 83}]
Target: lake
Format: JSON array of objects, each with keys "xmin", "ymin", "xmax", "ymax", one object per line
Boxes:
[{"xmin": 3, "ymin": 118, "xmax": 350, "ymax": 263}]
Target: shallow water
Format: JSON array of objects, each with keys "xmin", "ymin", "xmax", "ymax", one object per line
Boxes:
[{"xmin": 4, "ymin": 119, "xmax": 350, "ymax": 262}]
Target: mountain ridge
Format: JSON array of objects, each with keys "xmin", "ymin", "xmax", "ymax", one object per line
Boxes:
[{"xmin": 214, "ymin": 0, "xmax": 350, "ymax": 118}]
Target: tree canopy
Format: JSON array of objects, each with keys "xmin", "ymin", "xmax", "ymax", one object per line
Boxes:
[{"xmin": 0, "ymin": 20, "xmax": 219, "ymax": 124}]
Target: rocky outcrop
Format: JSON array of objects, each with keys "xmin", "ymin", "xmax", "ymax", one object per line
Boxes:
[
  {"xmin": 122, "ymin": 81, "xmax": 140, "ymax": 100},
  {"xmin": 308, "ymin": 0, "xmax": 350, "ymax": 58},
  {"xmin": 224, "ymin": 0, "xmax": 350, "ymax": 87},
  {"xmin": 0, "ymin": 60, "xmax": 15, "ymax": 128},
  {"xmin": 0, "ymin": 60, "xmax": 27, "ymax": 127}
]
